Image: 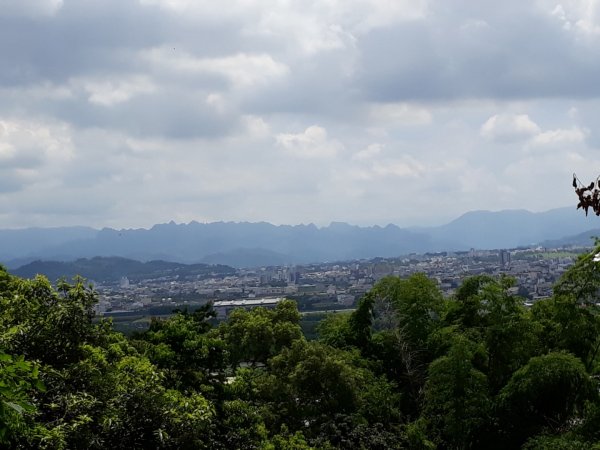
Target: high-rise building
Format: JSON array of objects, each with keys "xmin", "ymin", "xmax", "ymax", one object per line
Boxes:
[{"xmin": 499, "ymin": 250, "xmax": 511, "ymax": 268}]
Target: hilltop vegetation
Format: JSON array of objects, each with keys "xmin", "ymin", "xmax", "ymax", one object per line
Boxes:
[
  {"xmin": 12, "ymin": 256, "xmax": 235, "ymax": 283},
  {"xmin": 3, "ymin": 247, "xmax": 600, "ymax": 448}
]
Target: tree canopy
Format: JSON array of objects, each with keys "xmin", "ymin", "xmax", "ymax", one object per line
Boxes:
[{"xmin": 2, "ymin": 245, "xmax": 600, "ymax": 448}]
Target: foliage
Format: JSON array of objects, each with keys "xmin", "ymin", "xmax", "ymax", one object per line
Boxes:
[
  {"xmin": 219, "ymin": 300, "xmax": 304, "ymax": 367},
  {"xmin": 132, "ymin": 303, "xmax": 227, "ymax": 393},
  {"xmin": 422, "ymin": 335, "xmax": 491, "ymax": 449},
  {"xmin": 0, "ymin": 351, "xmax": 44, "ymax": 445},
  {"xmin": 3, "ymin": 247, "xmax": 600, "ymax": 449},
  {"xmin": 497, "ymin": 352, "xmax": 596, "ymax": 447},
  {"xmin": 316, "ymin": 312, "xmax": 353, "ymax": 349}
]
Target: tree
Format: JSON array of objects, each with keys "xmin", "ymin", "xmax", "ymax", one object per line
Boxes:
[
  {"xmin": 370, "ymin": 274, "xmax": 444, "ymax": 352},
  {"xmin": 422, "ymin": 335, "xmax": 492, "ymax": 449},
  {"xmin": 497, "ymin": 352, "xmax": 596, "ymax": 448},
  {"xmin": 219, "ymin": 300, "xmax": 304, "ymax": 367},
  {"xmin": 0, "ymin": 351, "xmax": 44, "ymax": 445},
  {"xmin": 531, "ymin": 295, "xmax": 600, "ymax": 371},
  {"xmin": 0, "ymin": 272, "xmax": 97, "ymax": 368},
  {"xmin": 256, "ymin": 340, "xmax": 400, "ymax": 439},
  {"xmin": 134, "ymin": 305, "xmax": 227, "ymax": 393},
  {"xmin": 317, "ymin": 312, "xmax": 353, "ymax": 349}
]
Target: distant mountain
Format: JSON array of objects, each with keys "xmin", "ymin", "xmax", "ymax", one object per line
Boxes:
[
  {"xmin": 540, "ymin": 229, "xmax": 600, "ymax": 248},
  {"xmin": 425, "ymin": 207, "xmax": 597, "ymax": 249},
  {"xmin": 3, "ymin": 221, "xmax": 440, "ymax": 267},
  {"xmin": 201, "ymin": 248, "xmax": 293, "ymax": 268},
  {"xmin": 1, "ymin": 207, "xmax": 598, "ymax": 268},
  {"xmin": 0, "ymin": 226, "xmax": 97, "ymax": 262},
  {"xmin": 13, "ymin": 256, "xmax": 235, "ymax": 283}
]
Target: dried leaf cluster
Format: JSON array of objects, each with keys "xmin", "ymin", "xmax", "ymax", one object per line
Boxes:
[{"xmin": 573, "ymin": 174, "xmax": 600, "ymax": 216}]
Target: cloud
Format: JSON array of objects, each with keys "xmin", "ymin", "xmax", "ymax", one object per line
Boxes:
[
  {"xmin": 0, "ymin": 118, "xmax": 73, "ymax": 193},
  {"xmin": 0, "ymin": 118, "xmax": 73, "ymax": 167},
  {"xmin": 276, "ymin": 126, "xmax": 343, "ymax": 159},
  {"xmin": 357, "ymin": 1, "xmax": 600, "ymax": 102},
  {"xmin": 530, "ymin": 126, "xmax": 587, "ymax": 147},
  {"xmin": 0, "ymin": 0, "xmax": 63, "ymax": 18},
  {"xmin": 546, "ymin": 0, "xmax": 600, "ymax": 34},
  {"xmin": 74, "ymin": 75, "xmax": 156, "ymax": 106},
  {"xmin": 140, "ymin": 48, "xmax": 289, "ymax": 88},
  {"xmin": 3, "ymin": 0, "xmax": 600, "ymax": 228},
  {"xmin": 371, "ymin": 158, "xmax": 425, "ymax": 178},
  {"xmin": 353, "ymin": 143, "xmax": 383, "ymax": 161},
  {"xmin": 480, "ymin": 114, "xmax": 541, "ymax": 143},
  {"xmin": 368, "ymin": 103, "xmax": 432, "ymax": 126}
]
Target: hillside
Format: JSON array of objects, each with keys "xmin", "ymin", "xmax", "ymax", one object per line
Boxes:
[{"xmin": 13, "ymin": 256, "xmax": 235, "ymax": 283}]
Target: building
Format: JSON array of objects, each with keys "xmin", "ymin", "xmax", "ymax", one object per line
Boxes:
[{"xmin": 213, "ymin": 297, "xmax": 283, "ymax": 319}]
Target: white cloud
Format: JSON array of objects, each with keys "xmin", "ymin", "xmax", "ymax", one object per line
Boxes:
[
  {"xmin": 74, "ymin": 75, "xmax": 156, "ymax": 106},
  {"xmin": 205, "ymin": 93, "xmax": 228, "ymax": 113},
  {"xmin": 242, "ymin": 115, "xmax": 270, "ymax": 139},
  {"xmin": 0, "ymin": 119, "xmax": 73, "ymax": 163},
  {"xmin": 0, "ymin": 118, "xmax": 74, "ymax": 193},
  {"xmin": 530, "ymin": 126, "xmax": 587, "ymax": 147},
  {"xmin": 369, "ymin": 103, "xmax": 433, "ymax": 126},
  {"xmin": 546, "ymin": 0, "xmax": 600, "ymax": 34},
  {"xmin": 141, "ymin": 48, "xmax": 289, "ymax": 88},
  {"xmin": 480, "ymin": 114, "xmax": 541, "ymax": 143},
  {"xmin": 353, "ymin": 143, "xmax": 383, "ymax": 161},
  {"xmin": 276, "ymin": 126, "xmax": 342, "ymax": 159},
  {"xmin": 371, "ymin": 158, "xmax": 425, "ymax": 178}
]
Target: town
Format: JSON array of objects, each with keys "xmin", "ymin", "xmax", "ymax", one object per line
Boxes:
[{"xmin": 95, "ymin": 245, "xmax": 591, "ymax": 320}]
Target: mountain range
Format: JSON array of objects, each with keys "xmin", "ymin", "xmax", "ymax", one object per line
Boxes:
[{"xmin": 1, "ymin": 207, "xmax": 599, "ymax": 269}]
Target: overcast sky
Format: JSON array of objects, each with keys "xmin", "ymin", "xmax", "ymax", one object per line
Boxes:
[{"xmin": 1, "ymin": 0, "xmax": 600, "ymax": 229}]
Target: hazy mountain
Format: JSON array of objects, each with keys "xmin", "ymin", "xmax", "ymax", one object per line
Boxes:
[
  {"xmin": 2, "ymin": 207, "xmax": 598, "ymax": 268},
  {"xmin": 201, "ymin": 248, "xmax": 294, "ymax": 268},
  {"xmin": 425, "ymin": 207, "xmax": 597, "ymax": 249},
  {"xmin": 13, "ymin": 257, "xmax": 235, "ymax": 283},
  {"xmin": 540, "ymin": 229, "xmax": 600, "ymax": 248},
  {"xmin": 6, "ymin": 221, "xmax": 439, "ymax": 267},
  {"xmin": 0, "ymin": 226, "xmax": 97, "ymax": 261}
]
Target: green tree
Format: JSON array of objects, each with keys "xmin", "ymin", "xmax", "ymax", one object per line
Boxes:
[
  {"xmin": 316, "ymin": 312, "xmax": 353, "ymax": 349},
  {"xmin": 0, "ymin": 273, "xmax": 97, "ymax": 368},
  {"xmin": 219, "ymin": 300, "xmax": 304, "ymax": 367},
  {"xmin": 532, "ymin": 296, "xmax": 600, "ymax": 371},
  {"xmin": 497, "ymin": 352, "xmax": 596, "ymax": 448},
  {"xmin": 257, "ymin": 340, "xmax": 399, "ymax": 439},
  {"xmin": 422, "ymin": 335, "xmax": 491, "ymax": 449},
  {"xmin": 0, "ymin": 351, "xmax": 44, "ymax": 445},
  {"xmin": 370, "ymin": 274, "xmax": 444, "ymax": 352},
  {"xmin": 134, "ymin": 304, "xmax": 227, "ymax": 393}
]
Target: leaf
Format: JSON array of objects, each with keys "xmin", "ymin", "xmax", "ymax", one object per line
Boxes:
[
  {"xmin": 34, "ymin": 379, "xmax": 46, "ymax": 392},
  {"xmin": 3, "ymin": 400, "xmax": 33, "ymax": 415}
]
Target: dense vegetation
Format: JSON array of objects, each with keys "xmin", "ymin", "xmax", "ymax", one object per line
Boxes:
[
  {"xmin": 3, "ymin": 247, "xmax": 600, "ymax": 449},
  {"xmin": 13, "ymin": 257, "xmax": 235, "ymax": 283}
]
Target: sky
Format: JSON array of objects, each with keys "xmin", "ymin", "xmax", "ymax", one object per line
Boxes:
[{"xmin": 1, "ymin": 0, "xmax": 600, "ymax": 229}]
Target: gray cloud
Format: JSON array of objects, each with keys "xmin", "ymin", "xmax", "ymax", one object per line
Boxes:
[
  {"xmin": 0, "ymin": 0, "xmax": 599, "ymax": 228},
  {"xmin": 357, "ymin": 3, "xmax": 600, "ymax": 102}
]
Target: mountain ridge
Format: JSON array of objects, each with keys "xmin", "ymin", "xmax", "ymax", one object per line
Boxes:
[{"xmin": 2, "ymin": 206, "xmax": 598, "ymax": 268}]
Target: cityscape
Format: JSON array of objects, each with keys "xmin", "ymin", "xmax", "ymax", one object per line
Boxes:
[{"xmin": 95, "ymin": 245, "xmax": 590, "ymax": 320}]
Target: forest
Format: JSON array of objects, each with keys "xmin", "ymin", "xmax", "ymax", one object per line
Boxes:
[{"xmin": 3, "ymin": 247, "xmax": 600, "ymax": 449}]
